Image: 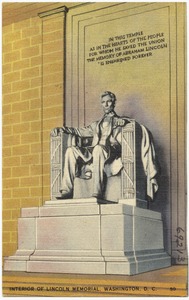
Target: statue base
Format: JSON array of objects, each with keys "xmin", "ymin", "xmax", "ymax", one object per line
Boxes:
[{"xmin": 4, "ymin": 199, "xmax": 171, "ymax": 275}]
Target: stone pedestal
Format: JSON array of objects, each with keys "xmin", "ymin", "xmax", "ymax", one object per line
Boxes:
[{"xmin": 4, "ymin": 199, "xmax": 171, "ymax": 275}]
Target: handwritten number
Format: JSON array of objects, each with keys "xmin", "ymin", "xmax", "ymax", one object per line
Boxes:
[
  {"xmin": 175, "ymin": 227, "xmax": 185, "ymax": 262},
  {"xmin": 177, "ymin": 256, "xmax": 185, "ymax": 262},
  {"xmin": 177, "ymin": 227, "xmax": 184, "ymax": 233},
  {"xmin": 175, "ymin": 238, "xmax": 183, "ymax": 248},
  {"xmin": 175, "ymin": 234, "xmax": 184, "ymax": 240},
  {"xmin": 177, "ymin": 249, "xmax": 183, "ymax": 254}
]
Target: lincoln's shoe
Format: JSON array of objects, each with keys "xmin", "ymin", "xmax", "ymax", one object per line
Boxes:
[
  {"xmin": 92, "ymin": 193, "xmax": 102, "ymax": 199},
  {"xmin": 56, "ymin": 190, "xmax": 73, "ymax": 200},
  {"xmin": 92, "ymin": 193, "xmax": 107, "ymax": 204}
]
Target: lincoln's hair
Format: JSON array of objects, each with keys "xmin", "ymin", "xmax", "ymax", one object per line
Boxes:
[{"xmin": 100, "ymin": 91, "xmax": 116, "ymax": 106}]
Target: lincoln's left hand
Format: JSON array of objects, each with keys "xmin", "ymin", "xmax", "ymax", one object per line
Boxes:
[{"xmin": 113, "ymin": 118, "xmax": 126, "ymax": 128}]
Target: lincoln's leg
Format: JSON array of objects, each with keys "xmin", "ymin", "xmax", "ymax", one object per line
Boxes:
[
  {"xmin": 92, "ymin": 145, "xmax": 108, "ymax": 198},
  {"xmin": 59, "ymin": 146, "xmax": 80, "ymax": 199}
]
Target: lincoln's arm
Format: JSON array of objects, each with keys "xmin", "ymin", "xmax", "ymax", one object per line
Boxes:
[{"xmin": 51, "ymin": 123, "xmax": 96, "ymax": 138}]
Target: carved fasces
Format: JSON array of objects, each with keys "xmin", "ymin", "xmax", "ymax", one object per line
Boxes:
[
  {"xmin": 121, "ymin": 121, "xmax": 135, "ymax": 199},
  {"xmin": 50, "ymin": 131, "xmax": 64, "ymax": 200}
]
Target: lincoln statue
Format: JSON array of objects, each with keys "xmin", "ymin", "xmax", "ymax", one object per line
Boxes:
[{"xmin": 52, "ymin": 91, "xmax": 132, "ymax": 199}]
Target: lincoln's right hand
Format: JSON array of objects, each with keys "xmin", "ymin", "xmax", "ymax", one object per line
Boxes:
[{"xmin": 51, "ymin": 127, "xmax": 65, "ymax": 137}]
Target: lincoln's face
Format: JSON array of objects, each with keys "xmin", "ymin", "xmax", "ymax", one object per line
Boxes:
[{"xmin": 101, "ymin": 95, "xmax": 115, "ymax": 114}]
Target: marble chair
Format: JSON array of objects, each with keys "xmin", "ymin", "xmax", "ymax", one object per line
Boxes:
[{"xmin": 50, "ymin": 120, "xmax": 149, "ymax": 208}]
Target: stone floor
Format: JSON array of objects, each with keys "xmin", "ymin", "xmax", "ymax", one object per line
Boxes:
[{"xmin": 2, "ymin": 265, "xmax": 188, "ymax": 297}]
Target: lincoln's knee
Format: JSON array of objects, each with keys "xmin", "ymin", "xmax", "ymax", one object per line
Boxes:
[
  {"xmin": 93, "ymin": 145, "xmax": 104, "ymax": 156},
  {"xmin": 65, "ymin": 146, "xmax": 77, "ymax": 158}
]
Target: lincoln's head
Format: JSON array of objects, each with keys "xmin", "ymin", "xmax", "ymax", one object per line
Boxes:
[{"xmin": 100, "ymin": 91, "xmax": 116, "ymax": 114}]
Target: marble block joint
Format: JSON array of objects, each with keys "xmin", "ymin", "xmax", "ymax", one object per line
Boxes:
[{"xmin": 4, "ymin": 199, "xmax": 171, "ymax": 275}]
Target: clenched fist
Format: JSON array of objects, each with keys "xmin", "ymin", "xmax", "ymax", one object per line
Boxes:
[{"xmin": 51, "ymin": 127, "xmax": 67, "ymax": 137}]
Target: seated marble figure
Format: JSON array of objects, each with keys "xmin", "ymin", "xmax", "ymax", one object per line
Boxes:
[{"xmin": 51, "ymin": 91, "xmax": 159, "ymax": 201}]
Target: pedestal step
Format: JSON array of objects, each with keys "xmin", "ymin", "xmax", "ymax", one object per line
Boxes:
[
  {"xmin": 4, "ymin": 252, "xmax": 171, "ymax": 275},
  {"xmin": 4, "ymin": 202, "xmax": 171, "ymax": 275}
]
